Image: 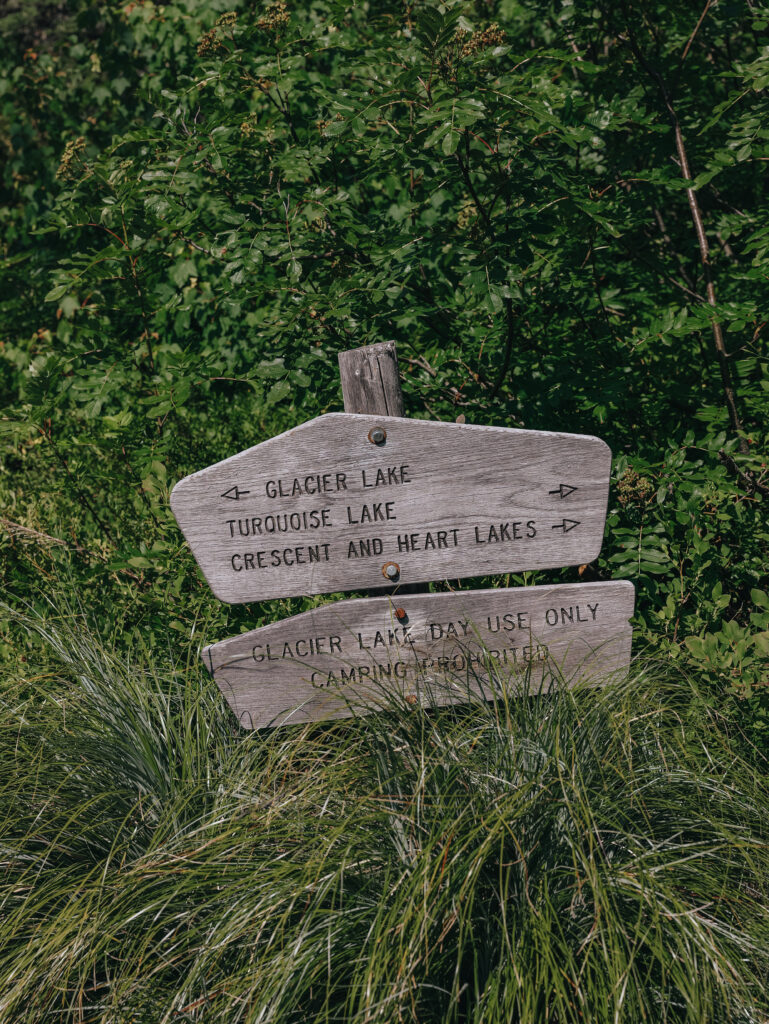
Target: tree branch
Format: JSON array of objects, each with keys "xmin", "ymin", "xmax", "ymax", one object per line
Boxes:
[
  {"xmin": 624, "ymin": 22, "xmax": 748, "ymax": 453},
  {"xmin": 490, "ymin": 297, "xmax": 515, "ymax": 399},
  {"xmin": 718, "ymin": 450, "xmax": 769, "ymax": 499},
  {"xmin": 680, "ymin": 0, "xmax": 712, "ymax": 63}
]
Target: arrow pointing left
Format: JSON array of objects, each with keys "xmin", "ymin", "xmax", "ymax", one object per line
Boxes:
[{"xmin": 221, "ymin": 486, "xmax": 251, "ymax": 500}]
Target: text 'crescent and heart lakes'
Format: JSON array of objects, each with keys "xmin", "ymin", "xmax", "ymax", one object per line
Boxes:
[{"xmin": 221, "ymin": 461, "xmax": 573, "ymax": 573}]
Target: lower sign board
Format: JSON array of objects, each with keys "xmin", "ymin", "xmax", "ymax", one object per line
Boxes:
[
  {"xmin": 203, "ymin": 581, "xmax": 635, "ymax": 729},
  {"xmin": 171, "ymin": 414, "xmax": 612, "ymax": 602}
]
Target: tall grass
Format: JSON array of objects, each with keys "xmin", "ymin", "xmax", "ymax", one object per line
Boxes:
[{"xmin": 1, "ymin": 608, "xmax": 768, "ymax": 1023}]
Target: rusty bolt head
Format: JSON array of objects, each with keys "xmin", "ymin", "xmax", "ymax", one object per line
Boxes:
[
  {"xmin": 368, "ymin": 426, "xmax": 387, "ymax": 445},
  {"xmin": 382, "ymin": 561, "xmax": 400, "ymax": 580},
  {"xmin": 405, "ymin": 694, "xmax": 418, "ymax": 706}
]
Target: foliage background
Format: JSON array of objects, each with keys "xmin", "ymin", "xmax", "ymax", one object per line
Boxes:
[
  {"xmin": 1, "ymin": 0, "xmax": 767, "ymax": 740},
  {"xmin": 1, "ymin": 2, "xmax": 769, "ymax": 1021}
]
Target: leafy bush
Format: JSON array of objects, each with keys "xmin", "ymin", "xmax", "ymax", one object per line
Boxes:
[
  {"xmin": 1, "ymin": 611, "xmax": 768, "ymax": 1023},
  {"xmin": 0, "ymin": 9, "xmax": 767, "ymax": 713}
]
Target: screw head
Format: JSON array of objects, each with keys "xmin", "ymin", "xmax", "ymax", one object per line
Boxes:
[
  {"xmin": 382, "ymin": 561, "xmax": 400, "ymax": 580},
  {"xmin": 368, "ymin": 426, "xmax": 387, "ymax": 445}
]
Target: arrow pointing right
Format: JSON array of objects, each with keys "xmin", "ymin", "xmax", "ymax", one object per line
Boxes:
[
  {"xmin": 549, "ymin": 484, "xmax": 578, "ymax": 499},
  {"xmin": 552, "ymin": 519, "xmax": 580, "ymax": 533}
]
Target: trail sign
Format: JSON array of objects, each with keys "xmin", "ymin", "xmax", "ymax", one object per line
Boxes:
[
  {"xmin": 171, "ymin": 414, "xmax": 612, "ymax": 603},
  {"xmin": 204, "ymin": 581, "xmax": 635, "ymax": 729}
]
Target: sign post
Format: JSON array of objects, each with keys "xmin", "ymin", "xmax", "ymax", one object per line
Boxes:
[
  {"xmin": 169, "ymin": 342, "xmax": 634, "ymax": 728},
  {"xmin": 337, "ymin": 339, "xmax": 405, "ymax": 418}
]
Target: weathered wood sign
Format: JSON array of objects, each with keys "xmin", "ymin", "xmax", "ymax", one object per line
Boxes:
[
  {"xmin": 204, "ymin": 581, "xmax": 634, "ymax": 729},
  {"xmin": 171, "ymin": 414, "xmax": 612, "ymax": 603}
]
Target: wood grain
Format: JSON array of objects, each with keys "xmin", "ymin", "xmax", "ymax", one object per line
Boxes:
[
  {"xmin": 204, "ymin": 581, "xmax": 635, "ymax": 729},
  {"xmin": 339, "ymin": 341, "xmax": 422, "ymax": 598},
  {"xmin": 170, "ymin": 414, "xmax": 612, "ymax": 602},
  {"xmin": 338, "ymin": 341, "xmax": 405, "ymax": 417}
]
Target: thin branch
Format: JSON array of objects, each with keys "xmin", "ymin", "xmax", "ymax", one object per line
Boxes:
[
  {"xmin": 718, "ymin": 450, "xmax": 769, "ymax": 498},
  {"xmin": 455, "ymin": 146, "xmax": 492, "ymax": 234},
  {"xmin": 681, "ymin": 0, "xmax": 712, "ymax": 62},
  {"xmin": 652, "ymin": 207, "xmax": 697, "ymax": 289},
  {"xmin": 628, "ymin": 239, "xmax": 706, "ymax": 303},
  {"xmin": 624, "ymin": 23, "xmax": 748, "ymax": 452},
  {"xmin": 1, "ymin": 518, "xmax": 85, "ymax": 555},
  {"xmin": 490, "ymin": 297, "xmax": 515, "ymax": 399},
  {"xmin": 403, "ymin": 356, "xmax": 438, "ymax": 378}
]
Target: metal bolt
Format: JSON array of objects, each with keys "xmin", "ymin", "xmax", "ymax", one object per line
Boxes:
[
  {"xmin": 395, "ymin": 607, "xmax": 407, "ymax": 621},
  {"xmin": 368, "ymin": 426, "xmax": 387, "ymax": 445},
  {"xmin": 405, "ymin": 694, "xmax": 418, "ymax": 706},
  {"xmin": 382, "ymin": 561, "xmax": 400, "ymax": 580}
]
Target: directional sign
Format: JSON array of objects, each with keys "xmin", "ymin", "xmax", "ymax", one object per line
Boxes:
[
  {"xmin": 204, "ymin": 581, "xmax": 635, "ymax": 729},
  {"xmin": 170, "ymin": 414, "xmax": 612, "ymax": 603}
]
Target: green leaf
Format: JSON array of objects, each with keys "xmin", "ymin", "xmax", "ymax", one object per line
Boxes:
[
  {"xmin": 255, "ymin": 361, "xmax": 286, "ymax": 379},
  {"xmin": 128, "ymin": 556, "xmax": 153, "ymax": 569},
  {"xmin": 170, "ymin": 259, "xmax": 196, "ymax": 287},
  {"xmin": 266, "ymin": 379, "xmax": 291, "ymax": 406},
  {"xmin": 442, "ymin": 130, "xmax": 460, "ymax": 156}
]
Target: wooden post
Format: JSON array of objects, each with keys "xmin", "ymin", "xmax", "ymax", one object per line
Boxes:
[
  {"xmin": 338, "ymin": 341, "xmax": 405, "ymax": 417},
  {"xmin": 338, "ymin": 340, "xmax": 416, "ymax": 593}
]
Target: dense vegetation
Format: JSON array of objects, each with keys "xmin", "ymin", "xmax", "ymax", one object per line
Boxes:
[{"xmin": 1, "ymin": 0, "xmax": 768, "ymax": 1020}]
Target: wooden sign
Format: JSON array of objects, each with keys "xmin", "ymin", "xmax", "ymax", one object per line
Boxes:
[
  {"xmin": 171, "ymin": 414, "xmax": 612, "ymax": 603},
  {"xmin": 204, "ymin": 581, "xmax": 634, "ymax": 729}
]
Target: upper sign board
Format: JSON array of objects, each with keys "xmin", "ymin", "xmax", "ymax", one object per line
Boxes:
[
  {"xmin": 170, "ymin": 414, "xmax": 612, "ymax": 602},
  {"xmin": 204, "ymin": 581, "xmax": 635, "ymax": 729}
]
